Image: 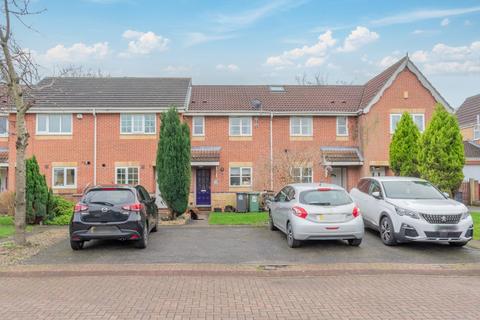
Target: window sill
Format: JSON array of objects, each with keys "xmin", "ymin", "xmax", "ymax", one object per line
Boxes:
[
  {"xmin": 119, "ymin": 134, "xmax": 157, "ymax": 140},
  {"xmin": 229, "ymin": 136, "xmax": 253, "ymax": 141},
  {"xmin": 192, "ymin": 136, "xmax": 205, "ymax": 141},
  {"xmin": 228, "ymin": 185, "xmax": 252, "ymax": 192},
  {"xmin": 290, "ymin": 136, "xmax": 313, "ymax": 141},
  {"xmin": 35, "ymin": 135, "xmax": 73, "ymax": 140},
  {"xmin": 336, "ymin": 135, "xmax": 349, "ymax": 141}
]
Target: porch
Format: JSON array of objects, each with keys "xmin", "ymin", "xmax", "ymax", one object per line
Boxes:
[
  {"xmin": 190, "ymin": 146, "xmax": 221, "ymax": 209},
  {"xmin": 321, "ymin": 146, "xmax": 363, "ymax": 190}
]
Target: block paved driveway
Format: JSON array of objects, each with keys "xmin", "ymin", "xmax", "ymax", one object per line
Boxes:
[
  {"xmin": 25, "ymin": 225, "xmax": 480, "ymax": 265},
  {"xmin": 1, "ymin": 272, "xmax": 480, "ymax": 320}
]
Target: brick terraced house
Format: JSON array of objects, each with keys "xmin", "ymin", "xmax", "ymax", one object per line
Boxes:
[
  {"xmin": 456, "ymin": 94, "xmax": 480, "ymax": 181},
  {"xmin": 1, "ymin": 56, "xmax": 453, "ymax": 209}
]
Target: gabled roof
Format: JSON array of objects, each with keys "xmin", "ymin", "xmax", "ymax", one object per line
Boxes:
[
  {"xmin": 464, "ymin": 141, "xmax": 480, "ymax": 159},
  {"xmin": 187, "ymin": 56, "xmax": 452, "ymax": 114},
  {"xmin": 456, "ymin": 94, "xmax": 480, "ymax": 127},
  {"xmin": 189, "ymin": 85, "xmax": 364, "ymax": 114},
  {"xmin": 29, "ymin": 77, "xmax": 192, "ymax": 113}
]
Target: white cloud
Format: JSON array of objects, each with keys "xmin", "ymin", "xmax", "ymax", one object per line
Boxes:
[
  {"xmin": 184, "ymin": 32, "xmax": 234, "ymax": 47},
  {"xmin": 337, "ymin": 26, "xmax": 379, "ymax": 52},
  {"xmin": 305, "ymin": 57, "xmax": 326, "ymax": 67},
  {"xmin": 441, "ymin": 18, "xmax": 450, "ymax": 26},
  {"xmin": 121, "ymin": 30, "xmax": 169, "ymax": 55},
  {"xmin": 265, "ymin": 30, "xmax": 336, "ymax": 67},
  {"xmin": 216, "ymin": 64, "xmax": 239, "ymax": 72},
  {"xmin": 371, "ymin": 6, "xmax": 480, "ymax": 26},
  {"xmin": 379, "ymin": 40, "xmax": 480, "ymax": 75},
  {"xmin": 43, "ymin": 42, "xmax": 109, "ymax": 62}
]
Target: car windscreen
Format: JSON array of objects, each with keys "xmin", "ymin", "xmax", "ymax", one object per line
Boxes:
[
  {"xmin": 83, "ymin": 189, "xmax": 135, "ymax": 206},
  {"xmin": 381, "ymin": 181, "xmax": 445, "ymax": 199},
  {"xmin": 299, "ymin": 189, "xmax": 353, "ymax": 206}
]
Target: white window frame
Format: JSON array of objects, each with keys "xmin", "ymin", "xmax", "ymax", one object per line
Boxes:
[
  {"xmin": 336, "ymin": 116, "xmax": 348, "ymax": 136},
  {"xmin": 36, "ymin": 114, "xmax": 73, "ymax": 135},
  {"xmin": 52, "ymin": 167, "xmax": 77, "ymax": 189},
  {"xmin": 120, "ymin": 114, "xmax": 156, "ymax": 135},
  {"xmin": 115, "ymin": 166, "xmax": 140, "ymax": 185},
  {"xmin": 390, "ymin": 113, "xmax": 425, "ymax": 133},
  {"xmin": 229, "ymin": 117, "xmax": 252, "ymax": 136},
  {"xmin": 473, "ymin": 125, "xmax": 480, "ymax": 140},
  {"xmin": 290, "ymin": 116, "xmax": 313, "ymax": 136},
  {"xmin": 0, "ymin": 116, "xmax": 8, "ymax": 137},
  {"xmin": 291, "ymin": 166, "xmax": 313, "ymax": 183},
  {"xmin": 192, "ymin": 116, "xmax": 205, "ymax": 136},
  {"xmin": 229, "ymin": 166, "xmax": 252, "ymax": 187}
]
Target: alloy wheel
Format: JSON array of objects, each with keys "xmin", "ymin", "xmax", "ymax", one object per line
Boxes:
[{"xmin": 381, "ymin": 218, "xmax": 391, "ymax": 242}]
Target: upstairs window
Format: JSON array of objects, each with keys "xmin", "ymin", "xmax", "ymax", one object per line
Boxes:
[
  {"xmin": 390, "ymin": 113, "xmax": 425, "ymax": 133},
  {"xmin": 336, "ymin": 116, "xmax": 348, "ymax": 136},
  {"xmin": 229, "ymin": 117, "xmax": 252, "ymax": 136},
  {"xmin": 0, "ymin": 117, "xmax": 7, "ymax": 137},
  {"xmin": 120, "ymin": 114, "xmax": 156, "ymax": 134},
  {"xmin": 192, "ymin": 116, "xmax": 205, "ymax": 136},
  {"xmin": 291, "ymin": 167, "xmax": 313, "ymax": 183},
  {"xmin": 37, "ymin": 114, "xmax": 72, "ymax": 135},
  {"xmin": 53, "ymin": 167, "xmax": 76, "ymax": 188},
  {"xmin": 474, "ymin": 125, "xmax": 480, "ymax": 140},
  {"xmin": 290, "ymin": 117, "xmax": 313, "ymax": 136}
]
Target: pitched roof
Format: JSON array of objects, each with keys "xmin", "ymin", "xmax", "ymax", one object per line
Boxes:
[
  {"xmin": 29, "ymin": 77, "xmax": 191, "ymax": 112},
  {"xmin": 189, "ymin": 85, "xmax": 364, "ymax": 113},
  {"xmin": 188, "ymin": 56, "xmax": 451, "ymax": 114},
  {"xmin": 464, "ymin": 141, "xmax": 480, "ymax": 158},
  {"xmin": 320, "ymin": 146, "xmax": 363, "ymax": 165},
  {"xmin": 456, "ymin": 94, "xmax": 480, "ymax": 127},
  {"xmin": 191, "ymin": 146, "xmax": 221, "ymax": 163}
]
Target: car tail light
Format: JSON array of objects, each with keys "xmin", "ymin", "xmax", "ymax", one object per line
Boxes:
[
  {"xmin": 352, "ymin": 207, "xmax": 360, "ymax": 218},
  {"xmin": 317, "ymin": 187, "xmax": 331, "ymax": 191},
  {"xmin": 74, "ymin": 203, "xmax": 88, "ymax": 213},
  {"xmin": 122, "ymin": 203, "xmax": 143, "ymax": 212},
  {"xmin": 292, "ymin": 206, "xmax": 308, "ymax": 219}
]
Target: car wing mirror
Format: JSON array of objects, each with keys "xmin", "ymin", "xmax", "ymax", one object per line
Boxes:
[{"xmin": 371, "ymin": 191, "xmax": 382, "ymax": 199}]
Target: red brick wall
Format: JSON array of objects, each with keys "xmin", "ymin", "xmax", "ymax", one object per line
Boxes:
[{"xmin": 359, "ymin": 69, "xmax": 439, "ymax": 177}]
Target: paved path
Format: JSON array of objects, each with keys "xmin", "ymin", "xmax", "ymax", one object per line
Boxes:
[
  {"xmin": 1, "ymin": 270, "xmax": 479, "ymax": 319},
  {"xmin": 25, "ymin": 226, "xmax": 480, "ymax": 265}
]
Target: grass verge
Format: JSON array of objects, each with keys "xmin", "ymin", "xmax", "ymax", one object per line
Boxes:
[
  {"xmin": 208, "ymin": 212, "xmax": 268, "ymax": 226},
  {"xmin": 471, "ymin": 212, "xmax": 479, "ymax": 240},
  {"xmin": 0, "ymin": 216, "xmax": 32, "ymax": 238}
]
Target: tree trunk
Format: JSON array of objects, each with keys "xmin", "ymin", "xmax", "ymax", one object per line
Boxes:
[{"xmin": 14, "ymin": 110, "xmax": 28, "ymax": 245}]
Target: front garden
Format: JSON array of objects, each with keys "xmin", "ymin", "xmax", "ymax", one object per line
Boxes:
[{"xmin": 208, "ymin": 212, "xmax": 268, "ymax": 226}]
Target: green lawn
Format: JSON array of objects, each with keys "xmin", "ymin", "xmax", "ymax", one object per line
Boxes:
[
  {"xmin": 0, "ymin": 216, "xmax": 32, "ymax": 238},
  {"xmin": 472, "ymin": 212, "xmax": 480, "ymax": 240},
  {"xmin": 208, "ymin": 212, "xmax": 269, "ymax": 226}
]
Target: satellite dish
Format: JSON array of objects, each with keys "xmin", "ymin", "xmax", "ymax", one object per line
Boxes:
[{"xmin": 251, "ymin": 99, "xmax": 262, "ymax": 110}]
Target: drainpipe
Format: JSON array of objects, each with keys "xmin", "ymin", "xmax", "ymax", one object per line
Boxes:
[
  {"xmin": 93, "ymin": 108, "xmax": 97, "ymax": 186},
  {"xmin": 270, "ymin": 112, "xmax": 274, "ymax": 191}
]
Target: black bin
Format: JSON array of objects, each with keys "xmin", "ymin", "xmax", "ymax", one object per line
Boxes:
[{"xmin": 236, "ymin": 192, "xmax": 248, "ymax": 212}]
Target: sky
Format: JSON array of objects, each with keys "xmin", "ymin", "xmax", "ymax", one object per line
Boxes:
[{"xmin": 13, "ymin": 0, "xmax": 480, "ymax": 107}]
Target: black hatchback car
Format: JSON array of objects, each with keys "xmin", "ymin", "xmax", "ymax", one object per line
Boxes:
[{"xmin": 69, "ymin": 185, "xmax": 158, "ymax": 250}]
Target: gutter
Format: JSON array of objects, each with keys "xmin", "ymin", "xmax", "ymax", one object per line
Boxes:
[{"xmin": 183, "ymin": 111, "xmax": 359, "ymax": 116}]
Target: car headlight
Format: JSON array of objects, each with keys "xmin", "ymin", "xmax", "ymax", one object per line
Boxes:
[
  {"xmin": 394, "ymin": 206, "xmax": 420, "ymax": 219},
  {"xmin": 461, "ymin": 211, "xmax": 471, "ymax": 220}
]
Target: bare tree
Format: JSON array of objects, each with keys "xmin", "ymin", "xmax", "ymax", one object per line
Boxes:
[
  {"xmin": 0, "ymin": 0, "xmax": 43, "ymax": 245},
  {"xmin": 53, "ymin": 64, "xmax": 110, "ymax": 78},
  {"xmin": 295, "ymin": 71, "xmax": 354, "ymax": 85}
]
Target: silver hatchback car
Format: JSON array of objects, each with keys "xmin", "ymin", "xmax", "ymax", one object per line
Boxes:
[{"xmin": 268, "ymin": 183, "xmax": 364, "ymax": 248}]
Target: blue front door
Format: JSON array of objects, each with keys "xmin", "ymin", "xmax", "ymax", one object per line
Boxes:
[{"xmin": 196, "ymin": 168, "xmax": 211, "ymax": 206}]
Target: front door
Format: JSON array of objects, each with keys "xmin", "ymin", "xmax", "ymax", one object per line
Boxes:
[
  {"xmin": 196, "ymin": 168, "xmax": 211, "ymax": 206},
  {"xmin": 331, "ymin": 167, "xmax": 347, "ymax": 188}
]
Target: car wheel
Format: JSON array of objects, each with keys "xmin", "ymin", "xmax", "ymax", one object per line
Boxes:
[
  {"xmin": 268, "ymin": 211, "xmax": 277, "ymax": 231},
  {"xmin": 134, "ymin": 223, "xmax": 148, "ymax": 249},
  {"xmin": 286, "ymin": 223, "xmax": 301, "ymax": 248},
  {"xmin": 380, "ymin": 216, "xmax": 397, "ymax": 246},
  {"xmin": 449, "ymin": 241, "xmax": 468, "ymax": 247},
  {"xmin": 70, "ymin": 240, "xmax": 84, "ymax": 251},
  {"xmin": 348, "ymin": 239, "xmax": 362, "ymax": 246}
]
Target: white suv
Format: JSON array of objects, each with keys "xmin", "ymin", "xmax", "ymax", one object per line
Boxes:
[{"xmin": 350, "ymin": 177, "xmax": 473, "ymax": 246}]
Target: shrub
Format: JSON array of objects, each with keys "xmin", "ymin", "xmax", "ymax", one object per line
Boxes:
[
  {"xmin": 44, "ymin": 194, "xmax": 75, "ymax": 225},
  {"xmin": 389, "ymin": 112, "xmax": 421, "ymax": 177},
  {"xmin": 26, "ymin": 156, "xmax": 49, "ymax": 223},
  {"xmin": 418, "ymin": 104, "xmax": 465, "ymax": 195},
  {"xmin": 0, "ymin": 191, "xmax": 15, "ymax": 216}
]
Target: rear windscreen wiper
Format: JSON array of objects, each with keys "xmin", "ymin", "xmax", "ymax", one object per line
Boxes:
[
  {"xmin": 308, "ymin": 202, "xmax": 331, "ymax": 206},
  {"xmin": 89, "ymin": 201, "xmax": 114, "ymax": 207}
]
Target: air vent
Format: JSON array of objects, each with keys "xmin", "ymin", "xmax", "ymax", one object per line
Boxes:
[{"xmin": 251, "ymin": 99, "xmax": 262, "ymax": 110}]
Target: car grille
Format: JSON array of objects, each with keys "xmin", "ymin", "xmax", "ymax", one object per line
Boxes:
[
  {"xmin": 421, "ymin": 213, "xmax": 461, "ymax": 224},
  {"xmin": 424, "ymin": 231, "xmax": 462, "ymax": 239}
]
